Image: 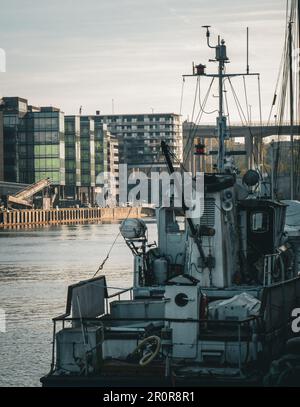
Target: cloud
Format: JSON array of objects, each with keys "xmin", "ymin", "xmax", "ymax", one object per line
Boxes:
[{"xmin": 0, "ymin": 0, "xmax": 288, "ymax": 120}]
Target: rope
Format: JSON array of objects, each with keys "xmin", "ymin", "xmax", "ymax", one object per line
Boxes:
[
  {"xmin": 93, "ymin": 206, "xmax": 134, "ymax": 278},
  {"xmin": 227, "ymin": 77, "xmax": 260, "ymax": 169},
  {"xmin": 257, "ymin": 75, "xmax": 264, "ymax": 167},
  {"xmin": 183, "ymin": 78, "xmax": 215, "ymax": 167},
  {"xmin": 243, "ymin": 76, "xmax": 251, "ymax": 124},
  {"xmin": 199, "ymin": 76, "xmax": 218, "ymax": 115}
]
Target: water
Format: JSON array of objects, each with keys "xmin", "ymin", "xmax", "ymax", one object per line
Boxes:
[{"xmin": 0, "ymin": 221, "xmax": 158, "ymax": 387}]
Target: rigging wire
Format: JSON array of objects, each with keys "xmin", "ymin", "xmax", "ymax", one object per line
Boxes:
[
  {"xmin": 227, "ymin": 77, "xmax": 263, "ymax": 173},
  {"xmin": 183, "ymin": 78, "xmax": 216, "ymax": 168},
  {"xmin": 273, "ymin": 0, "xmax": 298, "ymax": 194},
  {"xmin": 93, "ymin": 228, "xmax": 123, "ymax": 278},
  {"xmin": 243, "ymin": 76, "xmax": 251, "ymax": 124},
  {"xmin": 199, "ymin": 76, "xmax": 219, "ymax": 115},
  {"xmin": 257, "ymin": 75, "xmax": 264, "ymax": 167}
]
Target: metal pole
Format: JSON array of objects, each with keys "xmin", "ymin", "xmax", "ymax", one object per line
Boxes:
[
  {"xmin": 271, "ymin": 141, "xmax": 275, "ymax": 200},
  {"xmin": 289, "ymin": 21, "xmax": 295, "ymax": 200},
  {"xmin": 218, "ymin": 52, "xmax": 225, "ymax": 171},
  {"xmin": 247, "ymin": 27, "xmax": 250, "ymax": 75}
]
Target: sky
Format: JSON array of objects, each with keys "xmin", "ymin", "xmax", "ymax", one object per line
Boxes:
[{"xmin": 0, "ymin": 0, "xmax": 288, "ymax": 122}]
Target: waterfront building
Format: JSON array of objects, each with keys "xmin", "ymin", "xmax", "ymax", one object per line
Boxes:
[
  {"xmin": 28, "ymin": 106, "xmax": 65, "ymax": 187},
  {"xmin": 1, "ymin": 97, "xmax": 28, "ymax": 183},
  {"xmin": 107, "ymin": 135, "xmax": 119, "ymax": 203},
  {"xmin": 0, "ymin": 98, "xmax": 182, "ymax": 206},
  {"xmin": 0, "ymin": 98, "xmax": 65, "ymax": 193},
  {"xmin": 0, "ymin": 98, "xmax": 115, "ymax": 205},
  {"xmin": 98, "ymin": 113, "xmax": 182, "ymax": 174},
  {"xmin": 64, "ymin": 115, "xmax": 81, "ymax": 198}
]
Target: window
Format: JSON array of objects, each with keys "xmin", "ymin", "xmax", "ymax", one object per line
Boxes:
[
  {"xmin": 166, "ymin": 210, "xmax": 186, "ymax": 234},
  {"xmin": 251, "ymin": 212, "xmax": 269, "ymax": 233}
]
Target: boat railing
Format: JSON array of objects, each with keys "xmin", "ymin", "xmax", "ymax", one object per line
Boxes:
[
  {"xmin": 105, "ymin": 287, "xmax": 134, "ymax": 313},
  {"xmin": 48, "ymin": 314, "xmax": 261, "ymax": 376}
]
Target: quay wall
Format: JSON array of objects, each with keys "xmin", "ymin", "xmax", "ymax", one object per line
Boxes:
[{"xmin": 0, "ymin": 207, "xmax": 143, "ymax": 229}]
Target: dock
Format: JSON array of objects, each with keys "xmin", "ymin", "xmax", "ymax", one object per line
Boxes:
[{"xmin": 0, "ymin": 207, "xmax": 148, "ymax": 229}]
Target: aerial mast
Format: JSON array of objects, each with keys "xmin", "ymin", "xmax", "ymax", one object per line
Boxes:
[
  {"xmin": 183, "ymin": 26, "xmax": 260, "ymax": 175},
  {"xmin": 203, "ymin": 26, "xmax": 229, "ymax": 172},
  {"xmin": 288, "ymin": 20, "xmax": 295, "ymax": 200}
]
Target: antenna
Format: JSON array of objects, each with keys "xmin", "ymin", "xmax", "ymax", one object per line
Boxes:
[
  {"xmin": 202, "ymin": 25, "xmax": 215, "ymax": 49},
  {"xmin": 183, "ymin": 25, "xmax": 260, "ymax": 173},
  {"xmin": 246, "ymin": 27, "xmax": 250, "ymax": 74}
]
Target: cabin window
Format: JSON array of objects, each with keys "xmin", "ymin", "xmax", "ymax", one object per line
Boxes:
[
  {"xmin": 166, "ymin": 210, "xmax": 185, "ymax": 234},
  {"xmin": 251, "ymin": 211, "xmax": 269, "ymax": 233}
]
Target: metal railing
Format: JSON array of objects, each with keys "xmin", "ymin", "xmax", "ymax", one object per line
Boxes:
[{"xmin": 49, "ymin": 306, "xmax": 261, "ymax": 378}]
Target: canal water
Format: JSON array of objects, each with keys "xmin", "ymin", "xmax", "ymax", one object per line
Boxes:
[{"xmin": 0, "ymin": 221, "xmax": 158, "ymax": 387}]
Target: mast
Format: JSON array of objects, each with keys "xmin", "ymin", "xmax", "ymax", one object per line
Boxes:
[
  {"xmin": 183, "ymin": 27, "xmax": 260, "ymax": 175},
  {"xmin": 204, "ymin": 28, "xmax": 228, "ymax": 172},
  {"xmin": 217, "ymin": 38, "xmax": 226, "ymax": 172},
  {"xmin": 289, "ymin": 20, "xmax": 295, "ymax": 200}
]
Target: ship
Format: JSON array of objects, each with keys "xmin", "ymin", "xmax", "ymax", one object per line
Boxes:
[{"xmin": 41, "ymin": 23, "xmax": 300, "ymax": 388}]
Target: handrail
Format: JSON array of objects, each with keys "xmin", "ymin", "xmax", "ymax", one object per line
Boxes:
[
  {"xmin": 53, "ymin": 315, "xmax": 259, "ymax": 325},
  {"xmin": 49, "ymin": 314, "xmax": 259, "ymax": 375},
  {"xmin": 107, "ymin": 288, "xmax": 133, "ymax": 300}
]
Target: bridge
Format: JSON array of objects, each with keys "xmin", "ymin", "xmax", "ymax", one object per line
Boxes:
[{"xmin": 183, "ymin": 121, "xmax": 300, "ymax": 169}]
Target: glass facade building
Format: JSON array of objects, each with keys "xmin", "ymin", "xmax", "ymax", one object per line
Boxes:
[
  {"xmin": 94, "ymin": 116, "xmax": 109, "ymax": 177},
  {"xmin": 65, "ymin": 116, "xmax": 81, "ymax": 193},
  {"xmin": 1, "ymin": 97, "xmax": 28, "ymax": 182},
  {"xmin": 1, "ymin": 99, "xmax": 65, "ymax": 187},
  {"xmin": 0, "ymin": 97, "xmax": 184, "ymax": 205},
  {"xmin": 30, "ymin": 107, "xmax": 65, "ymax": 185},
  {"xmin": 80, "ymin": 116, "xmax": 95, "ymax": 188}
]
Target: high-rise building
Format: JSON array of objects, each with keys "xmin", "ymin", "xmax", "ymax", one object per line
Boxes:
[
  {"xmin": 98, "ymin": 113, "xmax": 182, "ymax": 174},
  {"xmin": 0, "ymin": 98, "xmax": 116, "ymax": 205},
  {"xmin": 1, "ymin": 98, "xmax": 65, "ymax": 190},
  {"xmin": 94, "ymin": 116, "xmax": 109, "ymax": 177},
  {"xmin": 0, "ymin": 98, "xmax": 183, "ymax": 206},
  {"xmin": 64, "ymin": 115, "xmax": 81, "ymax": 197},
  {"xmin": 107, "ymin": 135, "xmax": 119, "ymax": 203},
  {"xmin": 29, "ymin": 107, "xmax": 65, "ymax": 186},
  {"xmin": 1, "ymin": 97, "xmax": 28, "ymax": 182}
]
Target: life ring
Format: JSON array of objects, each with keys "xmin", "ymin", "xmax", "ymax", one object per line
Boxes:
[{"xmin": 133, "ymin": 336, "xmax": 161, "ymax": 367}]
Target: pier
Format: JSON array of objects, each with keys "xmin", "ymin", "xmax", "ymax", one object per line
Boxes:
[{"xmin": 0, "ymin": 207, "xmax": 145, "ymax": 229}]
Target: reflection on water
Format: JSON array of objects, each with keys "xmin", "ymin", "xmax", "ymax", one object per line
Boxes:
[{"xmin": 0, "ymin": 221, "xmax": 157, "ymax": 387}]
